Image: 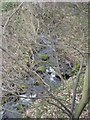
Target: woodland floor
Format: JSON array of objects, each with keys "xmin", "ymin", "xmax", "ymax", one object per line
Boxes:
[{"xmin": 1, "ymin": 2, "xmax": 89, "ymax": 119}]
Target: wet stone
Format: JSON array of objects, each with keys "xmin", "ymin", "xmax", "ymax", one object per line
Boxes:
[
  {"xmin": 38, "ymin": 54, "xmax": 49, "ymax": 61},
  {"xmin": 36, "ymin": 34, "xmax": 51, "ymax": 46},
  {"xmin": 36, "ymin": 66, "xmax": 46, "ymax": 73},
  {"xmin": 2, "ymin": 102, "xmax": 22, "ymax": 119},
  {"xmin": 59, "ymin": 58, "xmax": 72, "ymax": 79},
  {"xmin": 25, "ymin": 77, "xmax": 36, "ymax": 85}
]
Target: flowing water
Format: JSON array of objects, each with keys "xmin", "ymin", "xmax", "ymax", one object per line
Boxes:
[{"xmin": 1, "ymin": 34, "xmax": 72, "ymax": 119}]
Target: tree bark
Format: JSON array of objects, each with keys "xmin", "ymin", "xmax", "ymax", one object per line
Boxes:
[{"xmin": 74, "ymin": 65, "xmax": 89, "ymax": 119}]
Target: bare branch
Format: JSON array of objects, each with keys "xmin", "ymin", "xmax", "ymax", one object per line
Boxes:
[
  {"xmin": 74, "ymin": 3, "xmax": 88, "ymax": 14},
  {"xmin": 3, "ymin": 2, "xmax": 24, "ymax": 34},
  {"xmin": 0, "ymin": 46, "xmax": 15, "ymax": 60},
  {"xmin": 51, "ymin": 40, "xmax": 65, "ymax": 86},
  {"xmin": 0, "ymin": 46, "xmax": 28, "ymax": 73},
  {"xmin": 71, "ymin": 58, "xmax": 84, "ymax": 114},
  {"xmin": 31, "ymin": 70, "xmax": 50, "ymax": 90},
  {"xmin": 70, "ymin": 45, "xmax": 85, "ymax": 58},
  {"xmin": 1, "ymin": 107, "xmax": 22, "ymax": 116},
  {"xmin": 28, "ymin": 67, "xmax": 72, "ymax": 116},
  {"xmin": 47, "ymin": 90, "xmax": 72, "ymax": 116},
  {"xmin": 47, "ymin": 100, "xmax": 71, "ymax": 117}
]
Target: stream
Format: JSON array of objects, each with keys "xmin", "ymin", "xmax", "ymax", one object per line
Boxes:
[{"xmin": 1, "ymin": 34, "xmax": 72, "ymax": 119}]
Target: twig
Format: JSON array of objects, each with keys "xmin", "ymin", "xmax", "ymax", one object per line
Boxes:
[
  {"xmin": 0, "ymin": 46, "xmax": 15, "ymax": 60},
  {"xmin": 70, "ymin": 45, "xmax": 85, "ymax": 58},
  {"xmin": 0, "ymin": 87, "xmax": 20, "ymax": 98},
  {"xmin": 84, "ymin": 51, "xmax": 90, "ymax": 54},
  {"xmin": 51, "ymin": 39, "xmax": 65, "ymax": 86},
  {"xmin": 74, "ymin": 3, "xmax": 88, "ymax": 14},
  {"xmin": 27, "ymin": 46, "xmax": 35, "ymax": 72},
  {"xmin": 0, "ymin": 46, "xmax": 28, "ymax": 73},
  {"xmin": 31, "ymin": 70, "xmax": 50, "ymax": 90},
  {"xmin": 0, "ymin": 86, "xmax": 51, "ymax": 100},
  {"xmin": 61, "ymin": 34, "xmax": 85, "ymax": 58},
  {"xmin": 71, "ymin": 58, "xmax": 84, "ymax": 114},
  {"xmin": 3, "ymin": 2, "xmax": 24, "ymax": 34},
  {"xmin": 1, "ymin": 107, "xmax": 22, "ymax": 116},
  {"xmin": 0, "ymin": 46, "xmax": 23, "ymax": 74},
  {"xmin": 47, "ymin": 91, "xmax": 72, "ymax": 116},
  {"xmin": 35, "ymin": 60, "xmax": 65, "ymax": 85},
  {"xmin": 30, "ymin": 68, "xmax": 72, "ymax": 116},
  {"xmin": 36, "ymin": 17, "xmax": 40, "ymax": 34},
  {"xmin": 47, "ymin": 100, "xmax": 71, "ymax": 117}
]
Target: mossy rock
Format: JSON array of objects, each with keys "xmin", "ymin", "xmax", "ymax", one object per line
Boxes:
[
  {"xmin": 34, "ymin": 81, "xmax": 40, "ymax": 86},
  {"xmin": 17, "ymin": 84, "xmax": 28, "ymax": 89},
  {"xmin": 36, "ymin": 66, "xmax": 46, "ymax": 73},
  {"xmin": 71, "ymin": 63, "xmax": 80, "ymax": 75},
  {"xmin": 39, "ymin": 54, "xmax": 49, "ymax": 61},
  {"xmin": 16, "ymin": 104, "xmax": 25, "ymax": 112}
]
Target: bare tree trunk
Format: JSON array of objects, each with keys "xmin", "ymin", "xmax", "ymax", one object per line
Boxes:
[
  {"xmin": 74, "ymin": 3, "xmax": 90, "ymax": 117},
  {"xmin": 74, "ymin": 4, "xmax": 90, "ymax": 116},
  {"xmin": 74, "ymin": 65, "xmax": 89, "ymax": 119}
]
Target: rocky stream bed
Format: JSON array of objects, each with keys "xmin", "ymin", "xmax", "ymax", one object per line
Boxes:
[{"xmin": 1, "ymin": 34, "xmax": 73, "ymax": 119}]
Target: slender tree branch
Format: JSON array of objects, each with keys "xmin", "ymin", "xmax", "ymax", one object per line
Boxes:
[
  {"xmin": 46, "ymin": 90, "xmax": 72, "ymax": 116},
  {"xmin": 3, "ymin": 2, "xmax": 24, "ymax": 34},
  {"xmin": 0, "ymin": 86, "xmax": 51, "ymax": 100},
  {"xmin": 0, "ymin": 46, "xmax": 28, "ymax": 73},
  {"xmin": 0, "ymin": 46, "xmax": 15, "ymax": 60},
  {"xmin": 71, "ymin": 58, "xmax": 84, "ymax": 114},
  {"xmin": 70, "ymin": 45, "xmax": 85, "ymax": 58},
  {"xmin": 1, "ymin": 107, "xmax": 22, "ymax": 116},
  {"xmin": 74, "ymin": 65, "xmax": 89, "ymax": 119},
  {"xmin": 31, "ymin": 70, "xmax": 50, "ymax": 90},
  {"xmin": 47, "ymin": 100, "xmax": 71, "ymax": 117}
]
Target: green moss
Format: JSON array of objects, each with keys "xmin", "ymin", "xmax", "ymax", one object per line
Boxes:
[
  {"xmin": 37, "ymin": 110, "xmax": 42, "ymax": 118},
  {"xmin": 1, "ymin": 2, "xmax": 13, "ymax": 11},
  {"xmin": 17, "ymin": 84, "xmax": 28, "ymax": 89},
  {"xmin": 39, "ymin": 54, "xmax": 49, "ymax": 61},
  {"xmin": 71, "ymin": 63, "xmax": 80, "ymax": 75},
  {"xmin": 34, "ymin": 81, "xmax": 40, "ymax": 86},
  {"xmin": 16, "ymin": 104, "xmax": 25, "ymax": 112},
  {"xmin": 36, "ymin": 66, "xmax": 46, "ymax": 73}
]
